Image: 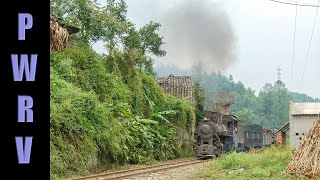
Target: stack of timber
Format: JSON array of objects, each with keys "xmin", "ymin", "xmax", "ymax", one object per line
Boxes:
[{"xmin": 50, "ymin": 16, "xmax": 69, "ymax": 52}]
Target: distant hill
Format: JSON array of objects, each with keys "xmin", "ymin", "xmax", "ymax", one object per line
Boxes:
[
  {"xmin": 154, "ymin": 63, "xmax": 192, "ymax": 77},
  {"xmin": 290, "ymin": 92, "xmax": 320, "ymax": 102},
  {"xmin": 154, "ymin": 63, "xmax": 319, "ymax": 129},
  {"xmin": 154, "ymin": 64, "xmax": 320, "ymax": 102}
]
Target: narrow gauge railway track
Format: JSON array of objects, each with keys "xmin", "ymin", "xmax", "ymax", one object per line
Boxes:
[{"xmin": 68, "ymin": 158, "xmax": 206, "ymax": 180}]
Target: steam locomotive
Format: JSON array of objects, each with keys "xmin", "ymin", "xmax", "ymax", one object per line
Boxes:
[{"xmin": 193, "ymin": 110, "xmax": 276, "ymax": 159}]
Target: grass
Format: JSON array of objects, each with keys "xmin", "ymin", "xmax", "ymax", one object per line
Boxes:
[{"xmin": 195, "ymin": 145, "xmax": 304, "ymax": 180}]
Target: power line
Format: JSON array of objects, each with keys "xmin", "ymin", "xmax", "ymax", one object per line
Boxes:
[
  {"xmin": 302, "ymin": 0, "xmax": 320, "ymax": 81},
  {"xmin": 291, "ymin": 0, "xmax": 298, "ymax": 81},
  {"xmin": 268, "ymin": 0, "xmax": 320, "ymax": 7}
]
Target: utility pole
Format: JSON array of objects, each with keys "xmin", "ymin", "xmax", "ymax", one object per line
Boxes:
[{"xmin": 277, "ymin": 66, "xmax": 282, "ymax": 81}]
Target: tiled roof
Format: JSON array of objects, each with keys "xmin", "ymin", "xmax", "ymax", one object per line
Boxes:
[{"xmin": 291, "ymin": 102, "xmax": 320, "ymax": 115}]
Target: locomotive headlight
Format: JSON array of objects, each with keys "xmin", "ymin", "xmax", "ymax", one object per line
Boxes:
[
  {"xmin": 200, "ymin": 124, "xmax": 211, "ymax": 135},
  {"xmin": 197, "ymin": 119, "xmax": 215, "ymax": 139}
]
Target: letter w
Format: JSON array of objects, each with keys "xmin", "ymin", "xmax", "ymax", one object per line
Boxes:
[{"xmin": 11, "ymin": 54, "xmax": 38, "ymax": 81}]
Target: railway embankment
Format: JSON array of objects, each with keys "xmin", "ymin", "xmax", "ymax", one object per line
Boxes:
[{"xmin": 67, "ymin": 157, "xmax": 207, "ymax": 180}]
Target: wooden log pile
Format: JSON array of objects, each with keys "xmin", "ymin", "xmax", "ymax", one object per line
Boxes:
[
  {"xmin": 50, "ymin": 16, "xmax": 69, "ymax": 52},
  {"xmin": 285, "ymin": 116, "xmax": 320, "ymax": 179}
]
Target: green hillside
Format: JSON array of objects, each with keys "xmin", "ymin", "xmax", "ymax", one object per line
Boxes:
[{"xmin": 50, "ymin": 0, "xmax": 195, "ymax": 179}]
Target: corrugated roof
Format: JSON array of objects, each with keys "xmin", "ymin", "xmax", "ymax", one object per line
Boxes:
[{"xmin": 291, "ymin": 102, "xmax": 320, "ymax": 115}]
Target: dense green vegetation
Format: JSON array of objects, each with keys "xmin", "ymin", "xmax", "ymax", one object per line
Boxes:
[
  {"xmin": 196, "ymin": 146, "xmax": 299, "ymax": 180},
  {"xmin": 50, "ymin": 0, "xmax": 195, "ymax": 179},
  {"xmin": 155, "ymin": 63, "xmax": 320, "ymax": 129}
]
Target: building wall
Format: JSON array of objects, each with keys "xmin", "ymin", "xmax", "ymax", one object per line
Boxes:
[
  {"xmin": 289, "ymin": 115, "xmax": 318, "ymax": 149},
  {"xmin": 288, "ymin": 101, "xmax": 320, "ymax": 149},
  {"xmin": 237, "ymin": 121, "xmax": 244, "ymax": 144},
  {"xmin": 244, "ymin": 131, "xmax": 252, "ymax": 147},
  {"xmin": 276, "ymin": 131, "xmax": 286, "ymax": 145},
  {"xmin": 263, "ymin": 129, "xmax": 274, "ymax": 146}
]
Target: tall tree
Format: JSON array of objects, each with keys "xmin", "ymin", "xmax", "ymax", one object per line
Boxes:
[
  {"xmin": 51, "ymin": 0, "xmax": 133, "ymax": 47},
  {"xmin": 103, "ymin": 0, "xmax": 133, "ymax": 50},
  {"xmin": 235, "ymin": 108, "xmax": 259, "ymax": 125},
  {"xmin": 193, "ymin": 83, "xmax": 205, "ymax": 125},
  {"xmin": 139, "ymin": 21, "xmax": 166, "ymax": 57},
  {"xmin": 123, "ymin": 21, "xmax": 166, "ymax": 72}
]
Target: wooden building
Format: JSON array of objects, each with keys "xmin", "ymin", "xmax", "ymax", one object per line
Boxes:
[
  {"xmin": 276, "ymin": 122, "xmax": 289, "ymax": 145},
  {"xmin": 289, "ymin": 101, "xmax": 320, "ymax": 150},
  {"xmin": 157, "ymin": 75, "xmax": 194, "ymax": 102}
]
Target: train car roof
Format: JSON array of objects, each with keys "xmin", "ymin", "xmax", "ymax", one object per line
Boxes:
[
  {"xmin": 230, "ymin": 114, "xmax": 238, "ymax": 119},
  {"xmin": 230, "ymin": 114, "xmax": 244, "ymax": 122},
  {"xmin": 244, "ymin": 124, "xmax": 263, "ymax": 132}
]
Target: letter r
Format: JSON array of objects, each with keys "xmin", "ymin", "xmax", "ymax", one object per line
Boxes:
[{"xmin": 18, "ymin": 96, "xmax": 33, "ymax": 122}]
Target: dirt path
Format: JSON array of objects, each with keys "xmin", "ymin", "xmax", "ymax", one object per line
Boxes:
[{"xmin": 122, "ymin": 160, "xmax": 210, "ymax": 180}]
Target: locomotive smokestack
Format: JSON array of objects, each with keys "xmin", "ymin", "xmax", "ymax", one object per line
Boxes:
[
  {"xmin": 220, "ymin": 104, "xmax": 231, "ymax": 115},
  {"xmin": 212, "ymin": 92, "xmax": 234, "ymax": 115}
]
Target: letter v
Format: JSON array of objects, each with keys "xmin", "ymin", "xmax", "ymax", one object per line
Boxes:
[{"xmin": 15, "ymin": 136, "xmax": 33, "ymax": 164}]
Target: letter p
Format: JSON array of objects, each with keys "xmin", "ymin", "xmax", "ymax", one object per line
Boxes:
[{"xmin": 18, "ymin": 13, "xmax": 33, "ymax": 40}]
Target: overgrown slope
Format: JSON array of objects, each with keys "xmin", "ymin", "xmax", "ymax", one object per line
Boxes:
[{"xmin": 50, "ymin": 42, "xmax": 195, "ymax": 179}]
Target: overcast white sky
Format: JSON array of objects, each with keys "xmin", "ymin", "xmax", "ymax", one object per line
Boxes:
[{"xmin": 94, "ymin": 0, "xmax": 320, "ymax": 98}]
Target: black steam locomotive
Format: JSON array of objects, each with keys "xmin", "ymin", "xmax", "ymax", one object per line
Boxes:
[{"xmin": 193, "ymin": 110, "xmax": 276, "ymax": 159}]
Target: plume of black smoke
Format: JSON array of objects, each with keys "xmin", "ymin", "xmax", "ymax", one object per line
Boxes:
[{"xmin": 159, "ymin": 0, "xmax": 237, "ymax": 74}]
